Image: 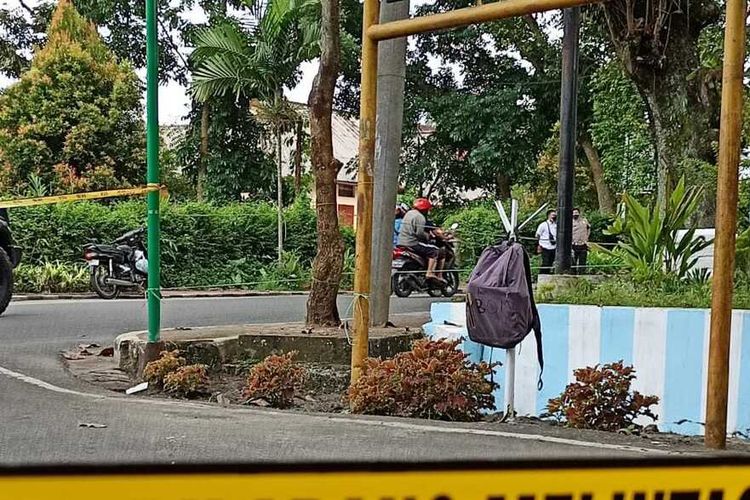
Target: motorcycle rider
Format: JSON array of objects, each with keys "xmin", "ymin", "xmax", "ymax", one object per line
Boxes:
[
  {"xmin": 397, "ymin": 198, "xmax": 445, "ymax": 285},
  {"xmin": 425, "ymin": 217, "xmax": 448, "ymax": 280},
  {"xmin": 393, "ymin": 202, "xmax": 409, "ymax": 247}
]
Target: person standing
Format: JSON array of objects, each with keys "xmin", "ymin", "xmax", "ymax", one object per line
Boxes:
[
  {"xmin": 572, "ymin": 207, "xmax": 591, "ymax": 274},
  {"xmin": 535, "ymin": 209, "xmax": 557, "ymax": 274}
]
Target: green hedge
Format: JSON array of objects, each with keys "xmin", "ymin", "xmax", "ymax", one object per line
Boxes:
[
  {"xmin": 540, "ymin": 275, "xmax": 750, "ymax": 310},
  {"xmin": 9, "ymin": 197, "xmax": 337, "ymax": 288}
]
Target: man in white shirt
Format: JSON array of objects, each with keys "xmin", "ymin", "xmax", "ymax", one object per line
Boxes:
[{"xmin": 535, "ymin": 209, "xmax": 557, "ymax": 274}]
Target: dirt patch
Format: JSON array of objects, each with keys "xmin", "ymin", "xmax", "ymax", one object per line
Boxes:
[
  {"xmin": 478, "ymin": 416, "xmax": 750, "ymax": 454},
  {"xmin": 202, "ymin": 362, "xmax": 350, "ymax": 413},
  {"xmin": 64, "ymin": 350, "xmax": 750, "ymax": 454},
  {"xmin": 62, "ymin": 344, "xmax": 133, "ymax": 392}
]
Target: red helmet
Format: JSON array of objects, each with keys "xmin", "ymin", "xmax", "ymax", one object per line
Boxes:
[{"xmin": 413, "ymin": 198, "xmax": 432, "ymax": 212}]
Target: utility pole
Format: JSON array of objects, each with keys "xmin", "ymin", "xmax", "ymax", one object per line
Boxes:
[
  {"xmin": 145, "ymin": 0, "xmax": 162, "ymax": 352},
  {"xmin": 705, "ymin": 0, "xmax": 746, "ymax": 450},
  {"xmin": 555, "ymin": 7, "xmax": 579, "ymax": 275},
  {"xmin": 370, "ymin": 0, "xmax": 410, "ymax": 327}
]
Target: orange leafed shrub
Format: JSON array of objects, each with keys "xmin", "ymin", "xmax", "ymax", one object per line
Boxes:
[
  {"xmin": 348, "ymin": 339, "xmax": 498, "ymax": 421},
  {"xmin": 243, "ymin": 352, "xmax": 308, "ymax": 408},
  {"xmin": 546, "ymin": 361, "xmax": 659, "ymax": 431},
  {"xmin": 164, "ymin": 364, "xmax": 209, "ymax": 397},
  {"xmin": 143, "ymin": 350, "xmax": 185, "ymax": 386}
]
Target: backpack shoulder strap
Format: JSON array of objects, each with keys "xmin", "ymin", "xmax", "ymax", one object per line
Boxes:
[{"xmin": 519, "ymin": 242, "xmax": 544, "ymax": 390}]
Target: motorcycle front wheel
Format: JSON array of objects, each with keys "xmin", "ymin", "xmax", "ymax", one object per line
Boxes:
[
  {"xmin": 391, "ymin": 272, "xmax": 413, "ymax": 298},
  {"xmin": 0, "ymin": 247, "xmax": 12, "ymax": 316},
  {"xmin": 91, "ymin": 264, "xmax": 120, "ymax": 300}
]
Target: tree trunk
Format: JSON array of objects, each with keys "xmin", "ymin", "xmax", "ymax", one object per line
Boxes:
[
  {"xmin": 306, "ymin": 0, "xmax": 343, "ymax": 327},
  {"xmin": 276, "ymin": 124, "xmax": 284, "ymax": 262},
  {"xmin": 495, "ymin": 173, "xmax": 511, "ymax": 200},
  {"xmin": 197, "ymin": 102, "xmax": 210, "ymax": 201},
  {"xmin": 294, "ymin": 120, "xmax": 303, "ymax": 195},
  {"xmin": 603, "ymin": 1, "xmax": 720, "ymax": 222},
  {"xmin": 579, "ymin": 133, "xmax": 614, "ymax": 214}
]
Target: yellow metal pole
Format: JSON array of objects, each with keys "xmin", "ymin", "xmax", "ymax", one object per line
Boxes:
[
  {"xmin": 705, "ymin": 0, "xmax": 746, "ymax": 450},
  {"xmin": 351, "ymin": 0, "xmax": 379, "ymax": 386},
  {"xmin": 368, "ymin": 0, "xmax": 600, "ymax": 41}
]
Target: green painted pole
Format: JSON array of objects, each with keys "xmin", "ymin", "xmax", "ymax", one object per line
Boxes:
[{"xmin": 145, "ymin": 0, "xmax": 161, "ymax": 343}]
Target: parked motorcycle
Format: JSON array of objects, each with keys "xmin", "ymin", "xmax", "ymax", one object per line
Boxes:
[
  {"xmin": 391, "ymin": 223, "xmax": 460, "ymax": 298},
  {"xmin": 0, "ymin": 210, "xmax": 22, "ymax": 316},
  {"xmin": 83, "ymin": 227, "xmax": 148, "ymax": 299}
]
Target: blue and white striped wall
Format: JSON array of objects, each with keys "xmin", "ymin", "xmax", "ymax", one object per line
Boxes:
[{"xmin": 423, "ymin": 302, "xmax": 750, "ymax": 436}]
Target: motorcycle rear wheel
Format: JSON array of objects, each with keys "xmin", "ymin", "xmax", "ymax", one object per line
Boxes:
[
  {"xmin": 442, "ymin": 271, "xmax": 459, "ymax": 298},
  {"xmin": 0, "ymin": 247, "xmax": 12, "ymax": 316},
  {"xmin": 391, "ymin": 273, "xmax": 413, "ymax": 298},
  {"xmin": 91, "ymin": 265, "xmax": 120, "ymax": 300}
]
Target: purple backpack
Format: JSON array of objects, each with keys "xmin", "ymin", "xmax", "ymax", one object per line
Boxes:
[{"xmin": 466, "ymin": 241, "xmax": 544, "ymax": 388}]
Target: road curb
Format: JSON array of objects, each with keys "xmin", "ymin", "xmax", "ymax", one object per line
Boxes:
[
  {"xmin": 11, "ymin": 290, "xmax": 315, "ymax": 302},
  {"xmin": 12, "ymin": 290, "xmax": 464, "ymax": 302}
]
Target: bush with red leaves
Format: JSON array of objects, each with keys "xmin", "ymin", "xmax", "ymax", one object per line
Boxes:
[
  {"xmin": 546, "ymin": 361, "xmax": 659, "ymax": 431},
  {"xmin": 348, "ymin": 339, "xmax": 498, "ymax": 421},
  {"xmin": 164, "ymin": 364, "xmax": 209, "ymax": 397},
  {"xmin": 243, "ymin": 352, "xmax": 308, "ymax": 408},
  {"xmin": 143, "ymin": 350, "xmax": 185, "ymax": 387}
]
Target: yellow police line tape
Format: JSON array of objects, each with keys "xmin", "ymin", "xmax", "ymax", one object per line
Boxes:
[
  {"xmin": 0, "ymin": 184, "xmax": 166, "ymax": 209},
  {"xmin": 1, "ymin": 459, "xmax": 750, "ymax": 500}
]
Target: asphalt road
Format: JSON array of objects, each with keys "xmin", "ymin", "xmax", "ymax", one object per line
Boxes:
[{"xmin": 0, "ymin": 296, "xmax": 656, "ymax": 465}]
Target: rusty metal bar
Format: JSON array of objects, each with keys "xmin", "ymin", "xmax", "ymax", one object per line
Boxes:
[{"xmin": 368, "ymin": 0, "xmax": 602, "ymax": 41}]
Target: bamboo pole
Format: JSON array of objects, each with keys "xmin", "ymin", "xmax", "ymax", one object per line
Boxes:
[
  {"xmin": 705, "ymin": 0, "xmax": 746, "ymax": 449},
  {"xmin": 368, "ymin": 0, "xmax": 600, "ymax": 41},
  {"xmin": 351, "ymin": 0, "xmax": 379, "ymax": 386}
]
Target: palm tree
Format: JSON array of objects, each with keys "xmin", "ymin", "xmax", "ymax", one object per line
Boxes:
[
  {"xmin": 250, "ymin": 95, "xmax": 301, "ymax": 261},
  {"xmin": 190, "ymin": 6, "xmax": 317, "ymax": 260},
  {"xmin": 190, "ymin": 0, "xmax": 348, "ymax": 326}
]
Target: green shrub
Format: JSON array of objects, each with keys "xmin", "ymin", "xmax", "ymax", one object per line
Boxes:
[
  {"xmin": 348, "ymin": 339, "xmax": 498, "ymax": 421},
  {"xmin": 340, "ymin": 248, "xmax": 355, "ymax": 290},
  {"xmin": 546, "ymin": 361, "xmax": 659, "ymax": 431},
  {"xmin": 243, "ymin": 352, "xmax": 308, "ymax": 408},
  {"xmin": 163, "ymin": 364, "xmax": 210, "ymax": 397},
  {"xmin": 540, "ymin": 274, "xmax": 750, "ymax": 310},
  {"xmin": 14, "ymin": 262, "xmax": 89, "ymax": 293},
  {"xmin": 256, "ymin": 252, "xmax": 310, "ymax": 291},
  {"xmin": 604, "ymin": 177, "xmax": 711, "ymax": 278},
  {"xmin": 736, "ymin": 227, "xmax": 750, "ymax": 278},
  {"xmin": 143, "ymin": 351, "xmax": 186, "ymax": 386},
  {"xmin": 10, "ymin": 198, "xmax": 359, "ymax": 290},
  {"xmin": 284, "ymin": 195, "xmax": 318, "ymax": 263},
  {"xmin": 443, "ymin": 205, "xmax": 503, "ymax": 266},
  {"xmin": 586, "ymin": 210, "xmax": 617, "ymax": 246}
]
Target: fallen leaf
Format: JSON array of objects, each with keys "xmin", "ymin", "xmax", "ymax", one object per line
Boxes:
[
  {"xmin": 98, "ymin": 347, "xmax": 114, "ymax": 357},
  {"xmin": 79, "ymin": 422, "xmax": 107, "ymax": 429}
]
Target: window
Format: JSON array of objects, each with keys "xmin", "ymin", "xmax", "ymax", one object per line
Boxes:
[{"xmin": 338, "ymin": 183, "xmax": 355, "ymax": 198}]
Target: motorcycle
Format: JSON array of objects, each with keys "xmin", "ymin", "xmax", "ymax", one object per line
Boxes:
[
  {"xmin": 391, "ymin": 223, "xmax": 460, "ymax": 298},
  {"xmin": 0, "ymin": 210, "xmax": 21, "ymax": 316},
  {"xmin": 83, "ymin": 227, "xmax": 148, "ymax": 299}
]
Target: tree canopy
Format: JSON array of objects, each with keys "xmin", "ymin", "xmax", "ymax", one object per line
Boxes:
[{"xmin": 0, "ymin": 0, "xmax": 144, "ymax": 194}]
